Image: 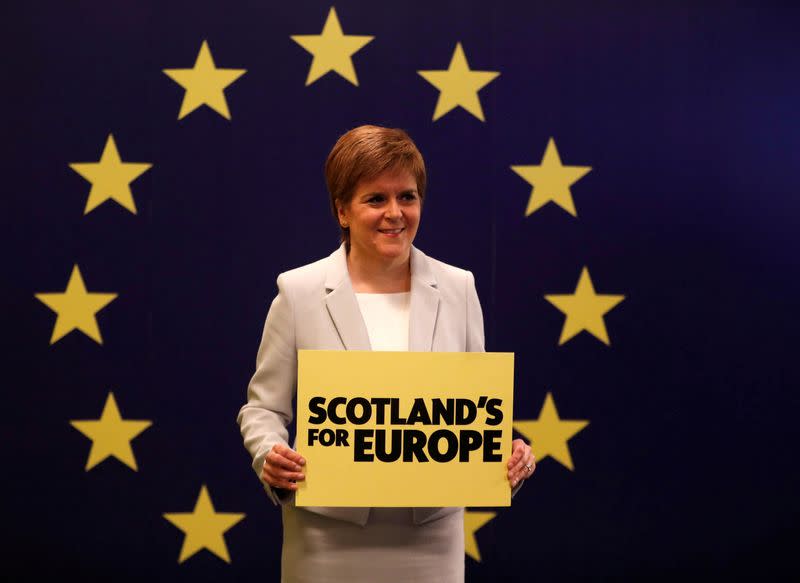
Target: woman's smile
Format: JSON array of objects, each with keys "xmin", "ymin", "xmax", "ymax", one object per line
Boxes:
[{"xmin": 378, "ymin": 227, "xmax": 405, "ymax": 236}]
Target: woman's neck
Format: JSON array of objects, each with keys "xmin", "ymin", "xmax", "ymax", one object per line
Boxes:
[{"xmin": 347, "ymin": 247, "xmax": 411, "ymax": 293}]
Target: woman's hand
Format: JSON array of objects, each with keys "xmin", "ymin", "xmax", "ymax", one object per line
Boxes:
[
  {"xmin": 262, "ymin": 443, "xmax": 306, "ymax": 491},
  {"xmin": 507, "ymin": 438, "xmax": 535, "ymax": 488}
]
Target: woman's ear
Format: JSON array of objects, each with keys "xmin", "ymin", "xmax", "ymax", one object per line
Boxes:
[{"xmin": 337, "ymin": 204, "xmax": 348, "ymax": 228}]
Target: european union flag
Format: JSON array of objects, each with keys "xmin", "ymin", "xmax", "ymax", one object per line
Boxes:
[{"xmin": 7, "ymin": 1, "xmax": 798, "ymax": 580}]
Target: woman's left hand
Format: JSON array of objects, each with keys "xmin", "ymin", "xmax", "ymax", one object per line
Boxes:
[{"xmin": 507, "ymin": 438, "xmax": 535, "ymax": 488}]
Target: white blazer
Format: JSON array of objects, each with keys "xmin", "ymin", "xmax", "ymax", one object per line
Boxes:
[{"xmin": 237, "ymin": 244, "xmax": 485, "ymax": 526}]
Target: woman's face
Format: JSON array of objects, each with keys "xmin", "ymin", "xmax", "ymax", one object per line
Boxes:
[{"xmin": 339, "ymin": 168, "xmax": 421, "ymax": 265}]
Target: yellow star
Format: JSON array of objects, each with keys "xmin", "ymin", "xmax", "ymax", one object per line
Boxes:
[
  {"xmin": 545, "ymin": 267, "xmax": 625, "ymax": 345},
  {"xmin": 511, "ymin": 138, "xmax": 592, "ymax": 217},
  {"xmin": 290, "ymin": 7, "xmax": 374, "ymax": 86},
  {"xmin": 418, "ymin": 43, "xmax": 500, "ymax": 122},
  {"xmin": 35, "ymin": 265, "xmax": 117, "ymax": 345},
  {"xmin": 464, "ymin": 510, "xmax": 496, "ymax": 562},
  {"xmin": 163, "ymin": 40, "xmax": 246, "ymax": 120},
  {"xmin": 70, "ymin": 392, "xmax": 152, "ymax": 471},
  {"xmin": 68, "ymin": 134, "xmax": 152, "ymax": 215},
  {"xmin": 513, "ymin": 392, "xmax": 589, "ymax": 471},
  {"xmin": 164, "ymin": 485, "xmax": 246, "ymax": 564}
]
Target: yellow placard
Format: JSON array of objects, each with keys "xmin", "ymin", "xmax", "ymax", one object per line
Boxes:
[{"xmin": 295, "ymin": 350, "xmax": 514, "ymax": 507}]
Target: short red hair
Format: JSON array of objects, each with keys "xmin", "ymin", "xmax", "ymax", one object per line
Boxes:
[{"xmin": 325, "ymin": 125, "xmax": 426, "ymax": 246}]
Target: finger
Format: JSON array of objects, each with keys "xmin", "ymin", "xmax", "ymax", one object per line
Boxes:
[
  {"xmin": 507, "ymin": 439, "xmax": 527, "ymax": 468},
  {"xmin": 271, "ymin": 443, "xmax": 289, "ymax": 456},
  {"xmin": 507, "ymin": 448, "xmax": 522, "ymax": 469},
  {"xmin": 510, "ymin": 453, "xmax": 535, "ymax": 482},
  {"xmin": 263, "ymin": 467, "xmax": 304, "ymax": 489},
  {"xmin": 519, "ymin": 455, "xmax": 535, "ymax": 480},
  {"xmin": 271, "ymin": 443, "xmax": 305, "ymax": 465},
  {"xmin": 267, "ymin": 450, "xmax": 304, "ymax": 472},
  {"xmin": 510, "ymin": 462, "xmax": 526, "ymax": 479},
  {"xmin": 273, "ymin": 443, "xmax": 306, "ymax": 466},
  {"xmin": 264, "ymin": 458, "xmax": 305, "ymax": 481},
  {"xmin": 268, "ymin": 462, "xmax": 306, "ymax": 480},
  {"xmin": 284, "ymin": 449, "xmax": 306, "ymax": 466},
  {"xmin": 266, "ymin": 453, "xmax": 300, "ymax": 473},
  {"xmin": 274, "ymin": 444, "xmax": 306, "ymax": 466},
  {"xmin": 261, "ymin": 468, "xmax": 293, "ymax": 489},
  {"xmin": 270, "ymin": 476, "xmax": 299, "ymax": 491},
  {"xmin": 265, "ymin": 463, "xmax": 306, "ymax": 480},
  {"xmin": 508, "ymin": 452, "xmax": 529, "ymax": 478},
  {"xmin": 508, "ymin": 463, "xmax": 527, "ymax": 481}
]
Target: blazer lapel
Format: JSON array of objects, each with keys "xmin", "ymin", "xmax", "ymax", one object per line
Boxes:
[
  {"xmin": 408, "ymin": 246, "xmax": 440, "ymax": 352},
  {"xmin": 324, "ymin": 245, "xmax": 372, "ymax": 351},
  {"xmin": 324, "ymin": 245, "xmax": 440, "ymax": 352}
]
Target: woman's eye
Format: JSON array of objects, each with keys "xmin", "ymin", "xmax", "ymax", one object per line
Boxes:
[{"xmin": 367, "ymin": 196, "xmax": 384, "ymax": 204}]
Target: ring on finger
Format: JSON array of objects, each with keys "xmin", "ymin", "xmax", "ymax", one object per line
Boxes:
[{"xmin": 525, "ymin": 463, "xmax": 533, "ymax": 472}]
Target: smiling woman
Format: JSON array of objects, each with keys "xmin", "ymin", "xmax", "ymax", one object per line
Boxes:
[{"xmin": 237, "ymin": 125, "xmax": 535, "ymax": 583}]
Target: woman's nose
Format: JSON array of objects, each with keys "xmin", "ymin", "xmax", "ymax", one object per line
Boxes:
[{"xmin": 385, "ymin": 199, "xmax": 401, "ymax": 219}]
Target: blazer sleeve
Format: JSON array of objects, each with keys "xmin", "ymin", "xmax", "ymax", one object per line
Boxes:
[
  {"xmin": 237, "ymin": 273, "xmax": 297, "ymax": 505},
  {"xmin": 465, "ymin": 271, "xmax": 485, "ymax": 353}
]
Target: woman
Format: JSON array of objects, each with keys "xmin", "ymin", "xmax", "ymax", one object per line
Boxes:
[{"xmin": 238, "ymin": 125, "xmax": 535, "ymax": 582}]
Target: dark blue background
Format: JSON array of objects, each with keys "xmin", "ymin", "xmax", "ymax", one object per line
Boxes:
[{"xmin": 6, "ymin": 1, "xmax": 799, "ymax": 580}]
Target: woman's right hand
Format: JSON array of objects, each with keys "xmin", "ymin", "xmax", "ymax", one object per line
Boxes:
[{"xmin": 262, "ymin": 443, "xmax": 306, "ymax": 490}]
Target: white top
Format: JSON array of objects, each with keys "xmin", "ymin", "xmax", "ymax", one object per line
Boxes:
[{"xmin": 354, "ymin": 292, "xmax": 410, "ymax": 351}]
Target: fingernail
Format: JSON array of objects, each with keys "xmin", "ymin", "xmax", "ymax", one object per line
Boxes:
[{"xmin": 299, "ymin": 458, "xmax": 306, "ymax": 465}]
